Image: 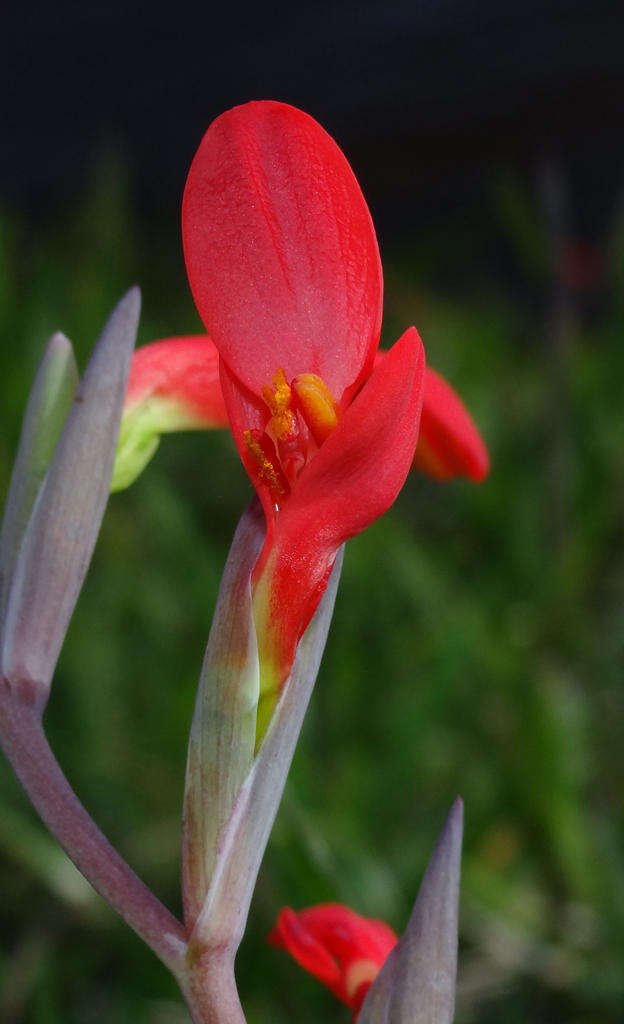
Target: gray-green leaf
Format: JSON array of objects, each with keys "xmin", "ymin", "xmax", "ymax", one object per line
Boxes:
[
  {"xmin": 1, "ymin": 289, "xmax": 140, "ymax": 707},
  {"xmin": 0, "ymin": 332, "xmax": 78, "ymax": 628},
  {"xmin": 359, "ymin": 798, "xmax": 463, "ymax": 1024}
]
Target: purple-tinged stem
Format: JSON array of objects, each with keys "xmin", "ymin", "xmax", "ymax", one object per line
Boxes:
[
  {"xmin": 181, "ymin": 948, "xmax": 246, "ymax": 1024},
  {"xmin": 0, "ymin": 689, "xmax": 188, "ymax": 978}
]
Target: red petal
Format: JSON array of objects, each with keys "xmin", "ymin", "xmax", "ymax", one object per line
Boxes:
[
  {"xmin": 219, "ymin": 359, "xmax": 278, "ymax": 541},
  {"xmin": 268, "ymin": 907, "xmax": 342, "ymax": 991},
  {"xmin": 373, "ymin": 354, "xmax": 489, "ymax": 483},
  {"xmin": 296, "ymin": 905, "xmax": 397, "ymax": 965},
  {"xmin": 255, "ymin": 327, "xmax": 425, "ymax": 680},
  {"xmin": 416, "ymin": 366, "xmax": 489, "ymax": 482},
  {"xmin": 268, "ymin": 904, "xmax": 397, "ymax": 1012},
  {"xmin": 126, "ymin": 336, "xmax": 228, "ymax": 425},
  {"xmin": 182, "ymin": 101, "xmax": 383, "ymax": 401}
]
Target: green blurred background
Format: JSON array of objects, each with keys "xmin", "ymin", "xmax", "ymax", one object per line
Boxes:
[{"xmin": 1, "ymin": 153, "xmax": 624, "ymax": 1023}]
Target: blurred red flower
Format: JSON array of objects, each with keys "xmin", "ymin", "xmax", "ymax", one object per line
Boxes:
[{"xmin": 269, "ymin": 903, "xmax": 397, "ymax": 1019}]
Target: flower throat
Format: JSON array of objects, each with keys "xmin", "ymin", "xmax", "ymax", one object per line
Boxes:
[{"xmin": 244, "ymin": 368, "xmax": 340, "ymax": 505}]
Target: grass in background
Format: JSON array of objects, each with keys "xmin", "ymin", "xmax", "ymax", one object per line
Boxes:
[{"xmin": 0, "ymin": 160, "xmax": 623, "ymax": 1023}]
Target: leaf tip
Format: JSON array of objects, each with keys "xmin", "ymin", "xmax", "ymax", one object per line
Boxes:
[
  {"xmin": 117, "ymin": 286, "xmax": 142, "ymax": 325},
  {"xmin": 47, "ymin": 330, "xmax": 73, "ymax": 354}
]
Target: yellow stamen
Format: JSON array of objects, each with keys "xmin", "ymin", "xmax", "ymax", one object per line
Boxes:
[
  {"xmin": 292, "ymin": 373, "xmax": 340, "ymax": 445},
  {"xmin": 261, "ymin": 368, "xmax": 297, "ymax": 441},
  {"xmin": 243, "ymin": 430, "xmax": 285, "ymax": 495}
]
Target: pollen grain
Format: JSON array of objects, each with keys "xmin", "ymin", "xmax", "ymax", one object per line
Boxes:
[
  {"xmin": 244, "ymin": 429, "xmax": 286, "ymax": 496},
  {"xmin": 261, "ymin": 368, "xmax": 297, "ymax": 442}
]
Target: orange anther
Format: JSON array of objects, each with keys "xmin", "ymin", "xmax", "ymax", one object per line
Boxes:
[
  {"xmin": 262, "ymin": 367, "xmax": 297, "ymax": 442},
  {"xmin": 243, "ymin": 429, "xmax": 289, "ymax": 501},
  {"xmin": 292, "ymin": 373, "xmax": 340, "ymax": 446}
]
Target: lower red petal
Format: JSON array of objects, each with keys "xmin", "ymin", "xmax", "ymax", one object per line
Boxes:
[
  {"xmin": 255, "ymin": 327, "xmax": 425, "ymax": 684},
  {"xmin": 268, "ymin": 907, "xmax": 342, "ymax": 991}
]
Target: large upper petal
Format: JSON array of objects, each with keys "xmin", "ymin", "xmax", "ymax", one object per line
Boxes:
[{"xmin": 182, "ymin": 101, "xmax": 383, "ymax": 401}]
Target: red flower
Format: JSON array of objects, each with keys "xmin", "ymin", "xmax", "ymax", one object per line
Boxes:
[
  {"xmin": 115, "ymin": 100, "xmax": 490, "ymax": 733},
  {"xmin": 269, "ymin": 904, "xmax": 397, "ymax": 1018},
  {"xmin": 111, "ymin": 100, "xmax": 492, "ymax": 737},
  {"xmin": 182, "ymin": 100, "xmax": 428, "ymax": 726}
]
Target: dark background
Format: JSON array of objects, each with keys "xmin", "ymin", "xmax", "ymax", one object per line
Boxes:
[
  {"xmin": 4, "ymin": 1, "xmax": 624, "ymax": 234},
  {"xmin": 1, "ymin": 2, "xmax": 624, "ymax": 1022}
]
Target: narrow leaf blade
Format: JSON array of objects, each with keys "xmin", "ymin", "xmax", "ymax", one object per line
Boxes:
[
  {"xmin": 182, "ymin": 499, "xmax": 265, "ymax": 929},
  {"xmin": 359, "ymin": 798, "xmax": 463, "ymax": 1024},
  {"xmin": 0, "ymin": 332, "xmax": 78, "ymax": 625},
  {"xmin": 190, "ymin": 548, "xmax": 344, "ymax": 951},
  {"xmin": 1, "ymin": 289, "xmax": 140, "ymax": 702}
]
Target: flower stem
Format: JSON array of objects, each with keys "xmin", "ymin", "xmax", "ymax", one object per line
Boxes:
[
  {"xmin": 181, "ymin": 947, "xmax": 246, "ymax": 1024},
  {"xmin": 0, "ymin": 688, "xmax": 188, "ymax": 977}
]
